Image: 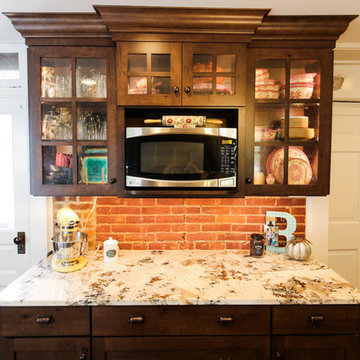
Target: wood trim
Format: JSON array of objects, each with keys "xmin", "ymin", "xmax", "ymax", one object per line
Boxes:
[
  {"xmin": 95, "ymin": 6, "xmax": 270, "ymax": 37},
  {"xmin": 3, "ymin": 13, "xmax": 113, "ymax": 46},
  {"xmin": 252, "ymin": 15, "xmax": 358, "ymax": 42}
]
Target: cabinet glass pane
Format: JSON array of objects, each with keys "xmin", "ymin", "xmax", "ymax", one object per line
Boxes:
[
  {"xmin": 41, "ymin": 104, "xmax": 72, "ymax": 140},
  {"xmin": 77, "ymin": 103, "xmax": 107, "ymax": 140},
  {"xmin": 0, "ymin": 53, "xmax": 19, "ymax": 79},
  {"xmin": 216, "ymin": 77, "xmax": 235, "ymax": 95},
  {"xmin": 43, "ymin": 145, "xmax": 73, "ymax": 184},
  {"xmin": 151, "ymin": 54, "xmax": 170, "ymax": 72},
  {"xmin": 76, "ymin": 58, "xmax": 107, "ymax": 98},
  {"xmin": 78, "ymin": 146, "xmax": 108, "ymax": 184},
  {"xmin": 255, "ymin": 60, "xmax": 284, "ymax": 100},
  {"xmin": 193, "ymin": 77, "xmax": 212, "ymax": 94},
  {"xmin": 41, "ymin": 58, "xmax": 71, "ymax": 98},
  {"xmin": 151, "ymin": 76, "xmax": 170, "ymax": 94},
  {"xmin": 287, "ymin": 145, "xmax": 318, "ymax": 185},
  {"xmin": 284, "ymin": 103, "xmax": 319, "ymax": 141},
  {"xmin": 290, "ymin": 60, "xmax": 321, "ymax": 99},
  {"xmin": 128, "ymin": 76, "xmax": 147, "ymax": 94},
  {"xmin": 217, "ymin": 54, "xmax": 235, "ymax": 72},
  {"xmin": 255, "ymin": 104, "xmax": 284, "ymax": 142},
  {"xmin": 193, "ymin": 55, "xmax": 213, "ymax": 72},
  {"xmin": 128, "ymin": 54, "xmax": 147, "ymax": 72},
  {"xmin": 254, "ymin": 146, "xmax": 283, "ymax": 185}
]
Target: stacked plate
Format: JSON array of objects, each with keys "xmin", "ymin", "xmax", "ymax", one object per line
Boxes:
[
  {"xmin": 280, "ymin": 116, "xmax": 315, "ymax": 140},
  {"xmin": 266, "ymin": 147, "xmax": 312, "ymax": 185}
]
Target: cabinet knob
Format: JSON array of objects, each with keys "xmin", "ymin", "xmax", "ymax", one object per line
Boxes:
[
  {"xmin": 184, "ymin": 86, "xmax": 191, "ymax": 94},
  {"xmin": 35, "ymin": 315, "xmax": 53, "ymax": 325},
  {"xmin": 128, "ymin": 315, "xmax": 145, "ymax": 324},
  {"xmin": 109, "ymin": 178, "xmax": 117, "ymax": 184},
  {"xmin": 173, "ymin": 86, "xmax": 179, "ymax": 94},
  {"xmin": 275, "ymin": 352, "xmax": 283, "ymax": 359},
  {"xmin": 245, "ymin": 178, "xmax": 253, "ymax": 184}
]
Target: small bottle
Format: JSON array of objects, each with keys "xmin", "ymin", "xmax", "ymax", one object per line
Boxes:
[
  {"xmin": 103, "ymin": 237, "xmax": 118, "ymax": 263},
  {"xmin": 250, "ymin": 233, "xmax": 265, "ymax": 257}
]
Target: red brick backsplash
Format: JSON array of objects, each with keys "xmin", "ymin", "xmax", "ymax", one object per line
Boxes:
[{"xmin": 53, "ymin": 196, "xmax": 306, "ymax": 250}]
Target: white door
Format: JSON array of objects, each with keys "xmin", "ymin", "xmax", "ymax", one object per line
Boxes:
[
  {"xmin": 328, "ymin": 101, "xmax": 360, "ymax": 288},
  {"xmin": 0, "ymin": 97, "xmax": 31, "ymax": 288}
]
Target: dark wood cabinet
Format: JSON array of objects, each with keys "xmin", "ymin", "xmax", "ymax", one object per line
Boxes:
[
  {"xmin": 5, "ymin": 8, "xmax": 357, "ymax": 197},
  {"xmin": 0, "ymin": 337, "xmax": 90, "ymax": 360},
  {"xmin": 93, "ymin": 336, "xmax": 269, "ymax": 360},
  {"xmin": 245, "ymin": 48, "xmax": 333, "ymax": 196},
  {"xmin": 0, "ymin": 305, "xmax": 359, "ymax": 359},
  {"xmin": 272, "ymin": 336, "xmax": 359, "ymax": 360},
  {"xmin": 27, "ymin": 46, "xmax": 118, "ymax": 196},
  {"xmin": 117, "ymin": 41, "xmax": 246, "ymax": 107}
]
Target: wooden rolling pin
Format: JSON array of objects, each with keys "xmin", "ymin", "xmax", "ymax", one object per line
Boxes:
[{"xmin": 144, "ymin": 118, "xmax": 223, "ymax": 125}]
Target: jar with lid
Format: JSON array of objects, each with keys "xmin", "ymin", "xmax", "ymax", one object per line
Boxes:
[{"xmin": 250, "ymin": 233, "xmax": 265, "ymax": 257}]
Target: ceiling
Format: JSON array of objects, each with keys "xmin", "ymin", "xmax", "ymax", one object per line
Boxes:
[{"xmin": 0, "ymin": 0, "xmax": 359, "ymax": 45}]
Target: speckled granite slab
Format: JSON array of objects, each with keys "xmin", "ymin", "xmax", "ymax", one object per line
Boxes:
[{"xmin": 1, "ymin": 250, "xmax": 360, "ymax": 306}]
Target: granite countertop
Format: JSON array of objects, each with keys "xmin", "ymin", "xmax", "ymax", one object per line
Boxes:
[{"xmin": 1, "ymin": 250, "xmax": 360, "ymax": 306}]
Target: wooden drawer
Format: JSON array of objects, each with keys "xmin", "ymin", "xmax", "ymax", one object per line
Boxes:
[
  {"xmin": 0, "ymin": 307, "xmax": 90, "ymax": 337},
  {"xmin": 273, "ymin": 305, "xmax": 360, "ymax": 335},
  {"xmin": 92, "ymin": 305, "xmax": 271, "ymax": 336}
]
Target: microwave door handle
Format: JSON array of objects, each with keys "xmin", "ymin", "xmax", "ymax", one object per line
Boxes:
[{"xmin": 126, "ymin": 127, "xmax": 220, "ymax": 138}]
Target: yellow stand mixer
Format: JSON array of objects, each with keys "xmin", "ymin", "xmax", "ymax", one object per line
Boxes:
[{"xmin": 51, "ymin": 207, "xmax": 88, "ymax": 273}]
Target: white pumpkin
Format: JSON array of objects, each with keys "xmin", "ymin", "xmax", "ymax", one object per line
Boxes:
[{"xmin": 286, "ymin": 237, "xmax": 312, "ymax": 261}]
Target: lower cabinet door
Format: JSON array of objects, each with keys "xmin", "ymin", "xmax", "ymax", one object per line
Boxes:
[
  {"xmin": 93, "ymin": 336, "xmax": 270, "ymax": 360},
  {"xmin": 272, "ymin": 335, "xmax": 360, "ymax": 360},
  {"xmin": 0, "ymin": 337, "xmax": 90, "ymax": 360}
]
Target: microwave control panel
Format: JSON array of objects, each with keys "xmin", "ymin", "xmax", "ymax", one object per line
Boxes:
[{"xmin": 220, "ymin": 139, "xmax": 237, "ymax": 176}]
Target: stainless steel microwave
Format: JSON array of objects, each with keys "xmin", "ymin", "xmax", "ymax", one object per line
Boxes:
[{"xmin": 125, "ymin": 127, "xmax": 237, "ymax": 188}]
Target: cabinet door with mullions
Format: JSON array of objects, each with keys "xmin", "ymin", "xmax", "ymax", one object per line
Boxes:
[
  {"xmin": 28, "ymin": 46, "xmax": 118, "ymax": 196},
  {"xmin": 245, "ymin": 48, "xmax": 332, "ymax": 196},
  {"xmin": 117, "ymin": 42, "xmax": 182, "ymax": 106},
  {"xmin": 182, "ymin": 43, "xmax": 246, "ymax": 106}
]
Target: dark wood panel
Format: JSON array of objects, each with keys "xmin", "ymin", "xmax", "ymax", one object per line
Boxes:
[
  {"xmin": 0, "ymin": 307, "xmax": 90, "ymax": 337},
  {"xmin": 273, "ymin": 305, "xmax": 360, "ymax": 335},
  {"xmin": 272, "ymin": 335, "xmax": 360, "ymax": 360},
  {"xmin": 0, "ymin": 337, "xmax": 90, "ymax": 360},
  {"xmin": 93, "ymin": 336, "xmax": 270, "ymax": 360},
  {"xmin": 92, "ymin": 305, "xmax": 271, "ymax": 336}
]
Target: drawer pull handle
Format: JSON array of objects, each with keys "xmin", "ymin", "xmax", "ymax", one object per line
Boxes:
[
  {"xmin": 308, "ymin": 314, "xmax": 325, "ymax": 324},
  {"xmin": 275, "ymin": 352, "xmax": 284, "ymax": 359},
  {"xmin": 217, "ymin": 315, "xmax": 234, "ymax": 325},
  {"xmin": 35, "ymin": 315, "xmax": 53, "ymax": 325},
  {"xmin": 128, "ymin": 315, "xmax": 145, "ymax": 324}
]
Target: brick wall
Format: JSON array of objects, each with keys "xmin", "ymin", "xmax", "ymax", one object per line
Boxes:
[{"xmin": 53, "ymin": 196, "xmax": 306, "ymax": 250}]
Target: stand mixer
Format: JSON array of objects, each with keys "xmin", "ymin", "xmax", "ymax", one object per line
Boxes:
[{"xmin": 51, "ymin": 207, "xmax": 88, "ymax": 273}]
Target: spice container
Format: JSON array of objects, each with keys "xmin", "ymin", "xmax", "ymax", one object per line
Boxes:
[
  {"xmin": 250, "ymin": 233, "xmax": 265, "ymax": 257},
  {"xmin": 103, "ymin": 237, "xmax": 118, "ymax": 263}
]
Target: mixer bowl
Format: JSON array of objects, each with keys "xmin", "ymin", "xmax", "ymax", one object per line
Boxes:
[{"xmin": 51, "ymin": 232, "xmax": 88, "ymax": 261}]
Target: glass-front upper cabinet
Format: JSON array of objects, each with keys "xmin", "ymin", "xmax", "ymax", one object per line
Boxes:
[
  {"xmin": 117, "ymin": 42, "xmax": 246, "ymax": 106},
  {"xmin": 182, "ymin": 43, "xmax": 246, "ymax": 106},
  {"xmin": 117, "ymin": 42, "xmax": 182, "ymax": 106},
  {"xmin": 29, "ymin": 47, "xmax": 117, "ymax": 196},
  {"xmin": 246, "ymin": 48, "xmax": 332, "ymax": 196}
]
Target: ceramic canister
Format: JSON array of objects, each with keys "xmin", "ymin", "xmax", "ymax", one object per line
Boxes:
[{"xmin": 103, "ymin": 237, "xmax": 118, "ymax": 263}]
